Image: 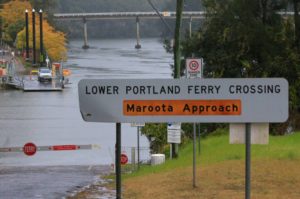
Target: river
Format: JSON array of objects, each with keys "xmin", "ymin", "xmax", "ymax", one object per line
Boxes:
[{"xmin": 0, "ymin": 38, "xmax": 173, "ymax": 198}]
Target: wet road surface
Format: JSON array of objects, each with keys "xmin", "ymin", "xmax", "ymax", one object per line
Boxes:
[
  {"xmin": 0, "ymin": 165, "xmax": 112, "ymax": 199},
  {"xmin": 0, "ymin": 38, "xmax": 172, "ymax": 198}
]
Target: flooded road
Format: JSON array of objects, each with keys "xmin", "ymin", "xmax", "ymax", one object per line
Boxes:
[
  {"xmin": 0, "ymin": 38, "xmax": 172, "ymax": 198},
  {"xmin": 0, "ymin": 165, "xmax": 112, "ymax": 199}
]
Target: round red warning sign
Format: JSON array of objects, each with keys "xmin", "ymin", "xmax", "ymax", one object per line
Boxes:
[
  {"xmin": 121, "ymin": 153, "xmax": 128, "ymax": 165},
  {"xmin": 23, "ymin": 142, "xmax": 37, "ymax": 156},
  {"xmin": 189, "ymin": 60, "xmax": 200, "ymax": 71}
]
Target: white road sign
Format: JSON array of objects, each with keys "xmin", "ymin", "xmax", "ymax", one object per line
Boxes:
[
  {"xmin": 186, "ymin": 58, "xmax": 202, "ymax": 78},
  {"xmin": 131, "ymin": 122, "xmax": 145, "ymax": 127},
  {"xmin": 167, "ymin": 123, "xmax": 181, "ymax": 143},
  {"xmin": 78, "ymin": 78, "xmax": 288, "ymax": 123}
]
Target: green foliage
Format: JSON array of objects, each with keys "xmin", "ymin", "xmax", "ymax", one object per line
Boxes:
[
  {"xmin": 5, "ymin": 20, "xmax": 24, "ymax": 45},
  {"xmin": 207, "ymin": 127, "xmax": 228, "ymax": 137},
  {"xmin": 139, "ymin": 1, "xmax": 299, "ymax": 149},
  {"xmin": 184, "ymin": 0, "xmax": 289, "ymax": 77},
  {"xmin": 0, "ymin": 0, "xmax": 68, "ymax": 62},
  {"xmin": 29, "ymin": 0, "xmax": 57, "ymax": 12},
  {"xmin": 0, "ymin": 0, "xmax": 32, "ymax": 45},
  {"xmin": 180, "ymin": 0, "xmax": 300, "ymax": 134},
  {"xmin": 180, "ymin": 123, "xmax": 227, "ymax": 139},
  {"xmin": 141, "ymin": 123, "xmax": 167, "ymax": 153},
  {"xmin": 141, "ymin": 122, "xmax": 228, "ymax": 156}
]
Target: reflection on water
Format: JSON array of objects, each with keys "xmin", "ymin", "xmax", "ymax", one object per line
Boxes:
[{"xmin": 0, "ymin": 38, "xmax": 172, "ymax": 166}]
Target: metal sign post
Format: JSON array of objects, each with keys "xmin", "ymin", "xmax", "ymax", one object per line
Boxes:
[
  {"xmin": 245, "ymin": 123, "xmax": 251, "ymax": 199},
  {"xmin": 198, "ymin": 123, "xmax": 201, "ymax": 154},
  {"xmin": 137, "ymin": 126, "xmax": 140, "ymax": 169},
  {"xmin": 186, "ymin": 57, "xmax": 203, "ymax": 188},
  {"xmin": 131, "ymin": 123, "xmax": 145, "ymax": 169},
  {"xmin": 116, "ymin": 123, "xmax": 121, "ymax": 199},
  {"xmin": 193, "ymin": 123, "xmax": 197, "ymax": 188},
  {"xmin": 168, "ymin": 122, "xmax": 181, "ymax": 160}
]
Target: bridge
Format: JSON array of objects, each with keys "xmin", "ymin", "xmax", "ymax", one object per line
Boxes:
[
  {"xmin": 53, "ymin": 11, "xmax": 206, "ymax": 49},
  {"xmin": 53, "ymin": 11, "xmax": 205, "ymax": 20},
  {"xmin": 53, "ymin": 11, "xmax": 297, "ymax": 49}
]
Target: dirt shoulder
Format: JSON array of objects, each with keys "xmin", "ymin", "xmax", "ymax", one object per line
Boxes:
[{"xmin": 66, "ymin": 177, "xmax": 115, "ymax": 199}]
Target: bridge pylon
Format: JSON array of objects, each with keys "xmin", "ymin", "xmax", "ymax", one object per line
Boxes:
[
  {"xmin": 82, "ymin": 17, "xmax": 89, "ymax": 49},
  {"xmin": 135, "ymin": 17, "xmax": 141, "ymax": 49}
]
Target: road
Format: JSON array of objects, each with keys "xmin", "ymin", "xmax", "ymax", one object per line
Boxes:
[
  {"xmin": 0, "ymin": 38, "xmax": 173, "ymax": 198},
  {"xmin": 0, "ymin": 165, "xmax": 113, "ymax": 199}
]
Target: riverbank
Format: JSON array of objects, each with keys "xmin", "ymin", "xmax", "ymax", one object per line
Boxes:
[
  {"xmin": 72, "ymin": 132, "xmax": 300, "ymax": 198},
  {"xmin": 66, "ymin": 177, "xmax": 115, "ymax": 199}
]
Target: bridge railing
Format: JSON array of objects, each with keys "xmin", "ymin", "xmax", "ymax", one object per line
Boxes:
[
  {"xmin": 53, "ymin": 10, "xmax": 298, "ymax": 20},
  {"xmin": 53, "ymin": 11, "xmax": 206, "ymax": 20}
]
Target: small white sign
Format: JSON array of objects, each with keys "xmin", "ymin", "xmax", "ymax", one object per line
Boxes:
[
  {"xmin": 131, "ymin": 122, "xmax": 145, "ymax": 127},
  {"xmin": 186, "ymin": 58, "xmax": 202, "ymax": 78},
  {"xmin": 229, "ymin": 123, "xmax": 269, "ymax": 144},
  {"xmin": 167, "ymin": 122, "xmax": 181, "ymax": 143},
  {"xmin": 168, "ymin": 122, "xmax": 181, "ymax": 130}
]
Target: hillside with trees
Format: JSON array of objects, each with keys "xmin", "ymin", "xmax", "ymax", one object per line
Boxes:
[
  {"xmin": 180, "ymin": 0, "xmax": 300, "ymax": 135},
  {"xmin": 0, "ymin": 0, "xmax": 67, "ymax": 61},
  {"xmin": 141, "ymin": 0, "xmax": 300, "ymax": 154}
]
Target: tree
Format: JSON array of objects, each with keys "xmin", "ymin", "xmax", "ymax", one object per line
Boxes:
[
  {"xmin": 181, "ymin": 0, "xmax": 300, "ymax": 133},
  {"xmin": 0, "ymin": 0, "xmax": 31, "ymax": 45},
  {"xmin": 0, "ymin": 0, "xmax": 67, "ymax": 61},
  {"xmin": 29, "ymin": 0, "xmax": 57, "ymax": 13},
  {"xmin": 16, "ymin": 20, "xmax": 67, "ymax": 61},
  {"xmin": 141, "ymin": 123, "xmax": 167, "ymax": 153}
]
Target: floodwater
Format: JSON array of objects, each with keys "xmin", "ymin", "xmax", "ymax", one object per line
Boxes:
[{"xmin": 0, "ymin": 38, "xmax": 172, "ymax": 198}]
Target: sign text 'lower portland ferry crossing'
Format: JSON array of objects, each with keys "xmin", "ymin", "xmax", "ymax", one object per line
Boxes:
[{"xmin": 78, "ymin": 78, "xmax": 288, "ymax": 123}]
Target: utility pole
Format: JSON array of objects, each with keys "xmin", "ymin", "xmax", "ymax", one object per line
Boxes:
[
  {"xmin": 137, "ymin": 126, "xmax": 140, "ymax": 169},
  {"xmin": 293, "ymin": 0, "xmax": 300, "ymax": 51},
  {"xmin": 174, "ymin": 0, "xmax": 184, "ymax": 79},
  {"xmin": 32, "ymin": 9, "xmax": 36, "ymax": 66},
  {"xmin": 39, "ymin": 9, "xmax": 44, "ymax": 66},
  {"xmin": 116, "ymin": 123, "xmax": 121, "ymax": 199},
  {"xmin": 25, "ymin": 9, "xmax": 29, "ymax": 61},
  {"xmin": 172, "ymin": 0, "xmax": 184, "ymax": 158}
]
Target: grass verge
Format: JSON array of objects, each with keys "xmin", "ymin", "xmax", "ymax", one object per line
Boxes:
[{"xmin": 123, "ymin": 132, "xmax": 300, "ymax": 199}]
